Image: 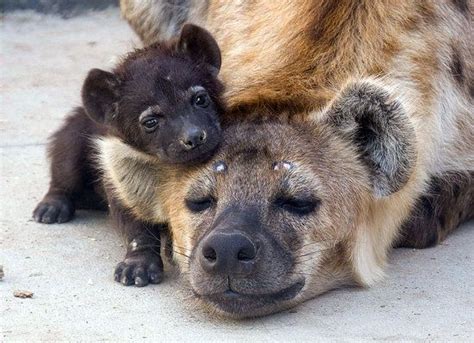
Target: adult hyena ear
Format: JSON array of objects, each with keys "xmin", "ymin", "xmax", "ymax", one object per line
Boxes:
[
  {"xmin": 178, "ymin": 23, "xmax": 221, "ymax": 75},
  {"xmin": 82, "ymin": 68, "xmax": 121, "ymax": 124},
  {"xmin": 324, "ymin": 80, "xmax": 416, "ymax": 197}
]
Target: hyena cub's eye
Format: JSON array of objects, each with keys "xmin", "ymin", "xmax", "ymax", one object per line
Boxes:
[
  {"xmin": 274, "ymin": 197, "xmax": 319, "ymax": 216},
  {"xmin": 140, "ymin": 116, "xmax": 160, "ymax": 132},
  {"xmin": 193, "ymin": 91, "xmax": 210, "ymax": 108},
  {"xmin": 185, "ymin": 196, "xmax": 215, "ymax": 213}
]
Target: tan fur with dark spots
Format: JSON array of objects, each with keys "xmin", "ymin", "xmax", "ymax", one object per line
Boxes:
[
  {"xmin": 103, "ymin": 1, "xmax": 474, "ymax": 315},
  {"xmin": 121, "ymin": 1, "xmax": 474, "ymax": 176},
  {"xmin": 121, "ymin": 1, "xmax": 471, "ymax": 116}
]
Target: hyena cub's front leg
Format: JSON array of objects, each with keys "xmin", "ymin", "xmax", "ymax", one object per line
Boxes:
[{"xmin": 109, "ymin": 197, "xmax": 165, "ymax": 287}]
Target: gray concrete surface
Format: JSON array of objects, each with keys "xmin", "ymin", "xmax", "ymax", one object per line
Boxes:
[{"xmin": 1, "ymin": 9, "xmax": 473, "ymax": 341}]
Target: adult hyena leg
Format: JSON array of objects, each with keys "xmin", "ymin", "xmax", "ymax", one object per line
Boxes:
[{"xmin": 396, "ymin": 171, "xmax": 474, "ymax": 248}]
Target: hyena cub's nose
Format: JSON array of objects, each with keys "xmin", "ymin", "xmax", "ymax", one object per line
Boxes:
[
  {"xmin": 180, "ymin": 126, "xmax": 207, "ymax": 150},
  {"xmin": 199, "ymin": 231, "xmax": 258, "ymax": 276}
]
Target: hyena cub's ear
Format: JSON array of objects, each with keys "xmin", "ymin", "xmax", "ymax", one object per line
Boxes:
[
  {"xmin": 325, "ymin": 81, "xmax": 416, "ymax": 197},
  {"xmin": 82, "ymin": 68, "xmax": 121, "ymax": 124},
  {"xmin": 178, "ymin": 23, "xmax": 221, "ymax": 75}
]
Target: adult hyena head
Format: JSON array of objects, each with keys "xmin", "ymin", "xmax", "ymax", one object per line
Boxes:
[
  {"xmin": 156, "ymin": 81, "xmax": 417, "ymax": 317},
  {"xmin": 163, "ymin": 122, "xmax": 365, "ymax": 317},
  {"xmin": 99, "ymin": 80, "xmax": 417, "ymax": 317}
]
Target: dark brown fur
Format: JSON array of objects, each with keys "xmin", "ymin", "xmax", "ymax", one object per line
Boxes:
[
  {"xmin": 35, "ymin": 107, "xmax": 108, "ymax": 221},
  {"xmin": 452, "ymin": 0, "xmax": 470, "ymax": 15},
  {"xmin": 397, "ymin": 171, "xmax": 474, "ymax": 248},
  {"xmin": 33, "ymin": 24, "xmax": 225, "ymax": 287},
  {"xmin": 450, "ymin": 46, "xmax": 466, "ymax": 88}
]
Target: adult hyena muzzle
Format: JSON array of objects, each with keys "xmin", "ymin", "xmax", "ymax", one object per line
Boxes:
[{"xmin": 188, "ymin": 205, "xmax": 305, "ymax": 317}]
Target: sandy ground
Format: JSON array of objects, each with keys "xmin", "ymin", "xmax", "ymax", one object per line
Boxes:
[{"xmin": 0, "ymin": 9, "xmax": 473, "ymax": 341}]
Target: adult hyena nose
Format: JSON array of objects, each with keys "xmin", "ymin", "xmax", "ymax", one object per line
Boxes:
[
  {"xmin": 199, "ymin": 231, "xmax": 258, "ymax": 276},
  {"xmin": 180, "ymin": 126, "xmax": 207, "ymax": 150}
]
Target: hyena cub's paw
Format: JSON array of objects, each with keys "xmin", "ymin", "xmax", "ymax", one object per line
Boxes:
[
  {"xmin": 33, "ymin": 194, "xmax": 75, "ymax": 224},
  {"xmin": 114, "ymin": 252, "xmax": 164, "ymax": 287}
]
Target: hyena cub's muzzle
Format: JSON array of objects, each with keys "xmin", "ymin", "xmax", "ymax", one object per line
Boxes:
[{"xmin": 189, "ymin": 206, "xmax": 305, "ymax": 317}]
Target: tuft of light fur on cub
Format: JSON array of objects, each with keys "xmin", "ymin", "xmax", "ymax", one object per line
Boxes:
[{"xmin": 94, "ymin": 136, "xmax": 167, "ymax": 222}]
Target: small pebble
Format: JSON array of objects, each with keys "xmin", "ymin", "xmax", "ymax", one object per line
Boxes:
[
  {"xmin": 14, "ymin": 290, "xmax": 34, "ymax": 298},
  {"xmin": 0, "ymin": 265, "xmax": 4, "ymax": 280}
]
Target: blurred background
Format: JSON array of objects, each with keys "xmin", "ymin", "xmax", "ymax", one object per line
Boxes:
[{"xmin": 1, "ymin": 0, "xmax": 117, "ymax": 17}]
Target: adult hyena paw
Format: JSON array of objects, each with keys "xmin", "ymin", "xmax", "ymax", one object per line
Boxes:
[
  {"xmin": 114, "ymin": 254, "xmax": 164, "ymax": 287},
  {"xmin": 33, "ymin": 195, "xmax": 74, "ymax": 224}
]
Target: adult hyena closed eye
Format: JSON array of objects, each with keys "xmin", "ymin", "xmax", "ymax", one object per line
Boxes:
[{"xmin": 33, "ymin": 24, "xmax": 225, "ymax": 287}]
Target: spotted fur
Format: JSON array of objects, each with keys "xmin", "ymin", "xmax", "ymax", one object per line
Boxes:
[{"xmin": 100, "ymin": 1, "xmax": 474, "ymax": 315}]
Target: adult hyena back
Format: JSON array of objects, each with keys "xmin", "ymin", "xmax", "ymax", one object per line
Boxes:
[{"xmin": 121, "ymin": 1, "xmax": 473, "ymax": 112}]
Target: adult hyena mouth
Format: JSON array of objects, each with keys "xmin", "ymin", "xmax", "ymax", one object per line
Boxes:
[{"xmin": 197, "ymin": 280, "xmax": 305, "ymax": 315}]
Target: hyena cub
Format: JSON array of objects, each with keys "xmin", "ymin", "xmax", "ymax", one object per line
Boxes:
[{"xmin": 33, "ymin": 24, "xmax": 224, "ymax": 286}]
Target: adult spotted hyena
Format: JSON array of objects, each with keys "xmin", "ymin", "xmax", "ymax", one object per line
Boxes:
[
  {"xmin": 98, "ymin": 80, "xmax": 473, "ymax": 317},
  {"xmin": 99, "ymin": 1, "xmax": 474, "ymax": 315}
]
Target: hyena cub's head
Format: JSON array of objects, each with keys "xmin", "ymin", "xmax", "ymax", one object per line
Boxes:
[
  {"xmin": 82, "ymin": 24, "xmax": 224, "ymax": 165},
  {"xmin": 101, "ymin": 80, "xmax": 416, "ymax": 317}
]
